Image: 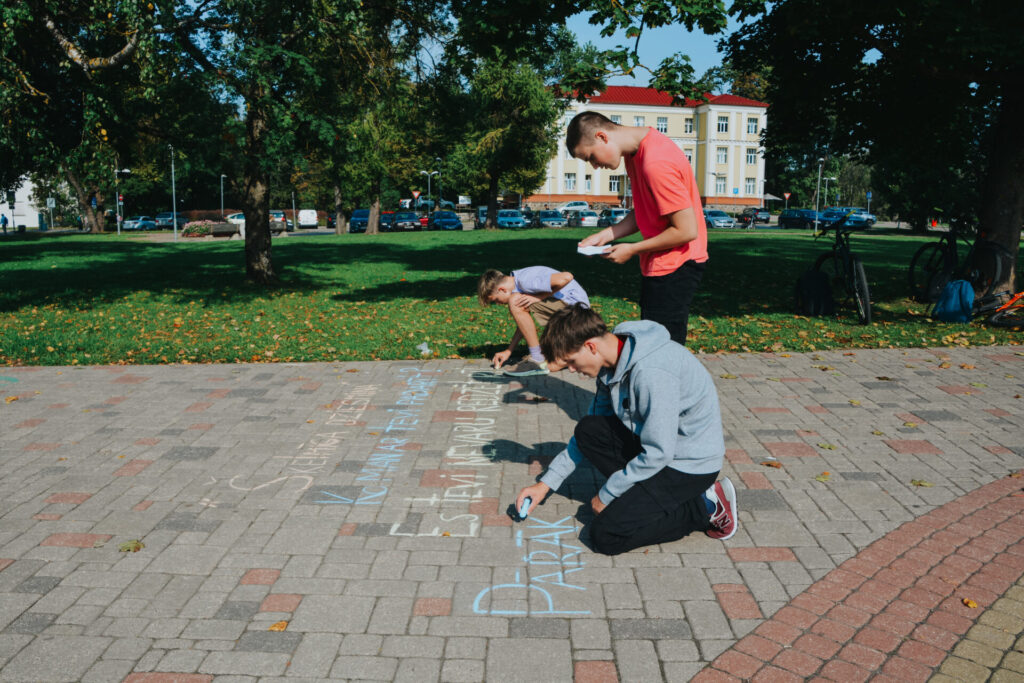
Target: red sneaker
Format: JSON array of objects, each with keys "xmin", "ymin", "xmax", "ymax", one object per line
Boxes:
[{"xmin": 706, "ymin": 477, "xmax": 738, "ymax": 540}]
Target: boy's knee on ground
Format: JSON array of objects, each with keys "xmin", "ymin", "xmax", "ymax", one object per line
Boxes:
[{"xmin": 588, "ymin": 516, "xmax": 627, "ymax": 556}]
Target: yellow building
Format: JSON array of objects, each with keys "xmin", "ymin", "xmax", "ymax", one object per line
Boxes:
[{"xmin": 527, "ymin": 86, "xmax": 769, "ymax": 210}]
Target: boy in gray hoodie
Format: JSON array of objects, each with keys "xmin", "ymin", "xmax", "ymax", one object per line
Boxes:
[{"xmin": 515, "ymin": 304, "xmax": 736, "ymax": 555}]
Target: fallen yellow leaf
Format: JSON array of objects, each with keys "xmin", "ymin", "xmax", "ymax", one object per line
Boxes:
[
  {"xmin": 817, "ymin": 443, "xmax": 836, "ymax": 450},
  {"xmin": 268, "ymin": 620, "xmax": 288, "ymax": 631},
  {"xmin": 815, "ymin": 472, "xmax": 831, "ymax": 482},
  {"xmin": 910, "ymin": 480, "xmax": 934, "ymax": 487},
  {"xmin": 119, "ymin": 540, "xmax": 145, "ymax": 552},
  {"xmin": 4, "ymin": 396, "xmax": 18, "ymax": 404},
  {"xmin": 871, "ymin": 430, "xmax": 884, "ymax": 436},
  {"xmin": 849, "ymin": 399, "xmax": 861, "ymax": 406},
  {"xmin": 761, "ymin": 461, "xmax": 783, "ymax": 469},
  {"xmin": 720, "ymin": 373, "xmax": 738, "ymax": 379},
  {"xmin": 962, "ymin": 598, "xmax": 978, "ymax": 608},
  {"xmin": 903, "ymin": 422, "xmax": 918, "ymax": 428}
]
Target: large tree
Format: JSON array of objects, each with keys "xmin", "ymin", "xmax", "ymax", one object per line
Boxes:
[{"xmin": 727, "ymin": 0, "xmax": 1023, "ymax": 292}]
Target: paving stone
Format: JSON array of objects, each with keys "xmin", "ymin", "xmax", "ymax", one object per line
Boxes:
[
  {"xmin": 487, "ymin": 638, "xmax": 572, "ymax": 682},
  {"xmin": 234, "ymin": 630, "xmax": 303, "ymax": 653},
  {"xmin": 2, "ymin": 635, "xmax": 110, "ymax": 681}
]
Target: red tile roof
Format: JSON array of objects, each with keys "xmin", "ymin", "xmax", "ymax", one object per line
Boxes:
[{"xmin": 587, "ymin": 86, "xmax": 767, "ymax": 108}]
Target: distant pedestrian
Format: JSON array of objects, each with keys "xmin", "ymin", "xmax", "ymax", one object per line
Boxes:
[{"xmin": 1, "ymin": 213, "xmax": 8, "ymax": 234}]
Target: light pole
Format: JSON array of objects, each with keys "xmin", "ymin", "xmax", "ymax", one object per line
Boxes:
[
  {"xmin": 814, "ymin": 157, "xmax": 824, "ymax": 232},
  {"xmin": 823, "ymin": 177, "xmax": 837, "ymax": 211},
  {"xmin": 113, "ymin": 165, "xmax": 130, "ymax": 236},
  {"xmin": 419, "ymin": 170, "xmax": 438, "ymax": 211},
  {"xmin": 435, "ymin": 157, "xmax": 442, "ymax": 210},
  {"xmin": 168, "ymin": 144, "xmax": 178, "ymax": 242},
  {"xmin": 220, "ymin": 174, "xmax": 227, "ymax": 219}
]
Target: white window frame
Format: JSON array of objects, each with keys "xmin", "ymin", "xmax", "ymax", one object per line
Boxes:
[
  {"xmin": 747, "ymin": 117, "xmax": 758, "ymax": 134},
  {"xmin": 717, "ymin": 115, "xmax": 729, "ymax": 133},
  {"xmin": 564, "ymin": 173, "xmax": 576, "ymax": 191},
  {"xmin": 745, "ymin": 177, "xmax": 756, "ymax": 194},
  {"xmin": 656, "ymin": 116, "xmax": 668, "ymax": 133},
  {"xmin": 609, "ymin": 176, "xmax": 621, "ymax": 192},
  {"xmin": 585, "ymin": 174, "xmax": 592, "ymax": 192},
  {"xmin": 684, "ymin": 149, "xmax": 693, "ymax": 164},
  {"xmin": 716, "ymin": 147, "xmax": 727, "ymax": 164},
  {"xmin": 746, "ymin": 148, "xmax": 757, "ymax": 165},
  {"xmin": 633, "ymin": 116, "xmax": 645, "ymax": 127},
  {"xmin": 610, "ymin": 115, "xmax": 622, "ymax": 124},
  {"xmin": 684, "ymin": 117, "xmax": 694, "ymax": 134},
  {"xmin": 715, "ymin": 177, "xmax": 726, "ymax": 194}
]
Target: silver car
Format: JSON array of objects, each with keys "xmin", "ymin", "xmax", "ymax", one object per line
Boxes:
[
  {"xmin": 122, "ymin": 215, "xmax": 156, "ymax": 230},
  {"xmin": 703, "ymin": 210, "xmax": 736, "ymax": 229}
]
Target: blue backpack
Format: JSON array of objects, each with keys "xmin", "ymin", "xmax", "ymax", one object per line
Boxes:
[{"xmin": 931, "ymin": 280, "xmax": 975, "ymax": 322}]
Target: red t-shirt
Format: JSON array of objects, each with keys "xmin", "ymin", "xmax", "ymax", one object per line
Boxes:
[{"xmin": 624, "ymin": 129, "xmax": 708, "ymax": 276}]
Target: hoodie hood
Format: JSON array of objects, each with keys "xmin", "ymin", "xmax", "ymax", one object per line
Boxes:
[{"xmin": 607, "ymin": 320, "xmax": 674, "ymax": 384}]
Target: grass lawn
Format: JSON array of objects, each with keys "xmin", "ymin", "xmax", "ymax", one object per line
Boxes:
[{"xmin": 0, "ymin": 227, "xmax": 1020, "ymax": 366}]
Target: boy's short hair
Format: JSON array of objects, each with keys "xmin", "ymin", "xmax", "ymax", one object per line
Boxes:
[
  {"xmin": 477, "ymin": 269, "xmax": 506, "ymax": 305},
  {"xmin": 541, "ymin": 303, "xmax": 607, "ymax": 361},
  {"xmin": 565, "ymin": 111, "xmax": 618, "ymax": 157}
]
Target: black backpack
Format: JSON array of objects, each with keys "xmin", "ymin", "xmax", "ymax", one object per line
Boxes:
[{"xmin": 794, "ymin": 269, "xmax": 835, "ymax": 316}]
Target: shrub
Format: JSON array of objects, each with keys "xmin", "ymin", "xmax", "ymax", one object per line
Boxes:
[{"xmin": 182, "ymin": 220, "xmax": 215, "ymax": 237}]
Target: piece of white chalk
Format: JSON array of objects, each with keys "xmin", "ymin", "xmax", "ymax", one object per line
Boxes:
[{"xmin": 519, "ymin": 496, "xmax": 533, "ymax": 518}]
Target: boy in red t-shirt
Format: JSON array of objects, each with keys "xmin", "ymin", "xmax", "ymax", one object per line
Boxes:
[{"xmin": 567, "ymin": 111, "xmax": 708, "ymax": 345}]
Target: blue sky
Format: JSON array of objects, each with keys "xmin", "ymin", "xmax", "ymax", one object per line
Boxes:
[{"xmin": 564, "ymin": 12, "xmax": 744, "ymax": 87}]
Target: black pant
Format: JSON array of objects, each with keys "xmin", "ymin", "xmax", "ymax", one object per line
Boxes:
[
  {"xmin": 576, "ymin": 415, "xmax": 718, "ymax": 555},
  {"xmin": 640, "ymin": 259, "xmax": 706, "ymax": 346}
]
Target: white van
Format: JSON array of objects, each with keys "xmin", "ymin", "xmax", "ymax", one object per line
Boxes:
[
  {"xmin": 297, "ymin": 209, "xmax": 319, "ymax": 229},
  {"xmin": 557, "ymin": 200, "xmax": 590, "ymax": 215}
]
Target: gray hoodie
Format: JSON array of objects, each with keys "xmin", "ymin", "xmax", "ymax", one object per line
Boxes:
[{"xmin": 540, "ymin": 320, "xmax": 725, "ymax": 505}]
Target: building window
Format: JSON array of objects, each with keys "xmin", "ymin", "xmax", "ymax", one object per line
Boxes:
[
  {"xmin": 716, "ymin": 147, "xmax": 727, "ymax": 164},
  {"xmin": 715, "ymin": 177, "xmax": 726, "ymax": 194},
  {"xmin": 610, "ymin": 115, "xmax": 621, "ymax": 124},
  {"xmin": 685, "ymin": 117, "xmax": 694, "ymax": 134},
  {"xmin": 656, "ymin": 116, "xmax": 668, "ymax": 133},
  {"xmin": 717, "ymin": 115, "xmax": 729, "ymax": 133},
  {"xmin": 745, "ymin": 177, "xmax": 756, "ymax": 194},
  {"xmin": 565, "ymin": 146, "xmax": 573, "ymax": 160},
  {"xmin": 634, "ymin": 116, "xmax": 645, "ymax": 127},
  {"xmin": 684, "ymin": 149, "xmax": 693, "ymax": 164},
  {"xmin": 585, "ymin": 174, "xmax": 592, "ymax": 192},
  {"xmin": 609, "ymin": 175, "xmax": 621, "ymax": 192},
  {"xmin": 564, "ymin": 173, "xmax": 576, "ymax": 191},
  {"xmin": 746, "ymin": 148, "xmax": 757, "ymax": 165},
  {"xmin": 747, "ymin": 117, "xmax": 758, "ymax": 134}
]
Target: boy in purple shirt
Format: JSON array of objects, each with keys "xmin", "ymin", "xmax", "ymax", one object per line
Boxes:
[{"xmin": 477, "ymin": 266, "xmax": 590, "ymax": 376}]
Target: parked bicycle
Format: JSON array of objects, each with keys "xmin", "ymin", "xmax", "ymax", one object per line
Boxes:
[
  {"xmin": 987, "ymin": 291, "xmax": 1024, "ymax": 327},
  {"xmin": 813, "ymin": 215, "xmax": 872, "ymax": 325},
  {"xmin": 907, "ymin": 221, "xmax": 1009, "ymax": 303}
]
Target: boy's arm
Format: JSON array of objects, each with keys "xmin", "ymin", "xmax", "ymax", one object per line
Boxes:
[
  {"xmin": 602, "ymin": 207, "xmax": 698, "ymax": 265},
  {"xmin": 579, "ymin": 211, "xmax": 638, "ymax": 247},
  {"xmin": 597, "ymin": 367, "xmax": 679, "ymax": 505},
  {"xmin": 549, "ymin": 271, "xmax": 574, "ymax": 293}
]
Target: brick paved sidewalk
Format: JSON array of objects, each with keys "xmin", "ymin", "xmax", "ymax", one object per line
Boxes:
[{"xmin": 0, "ymin": 345, "xmax": 1021, "ymax": 681}]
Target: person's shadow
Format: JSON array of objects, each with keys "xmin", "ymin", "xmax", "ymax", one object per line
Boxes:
[{"xmin": 464, "ymin": 367, "xmax": 594, "ymax": 422}]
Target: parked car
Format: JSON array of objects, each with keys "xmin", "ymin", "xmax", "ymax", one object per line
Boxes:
[
  {"xmin": 154, "ymin": 212, "xmax": 187, "ymax": 229},
  {"xmin": 349, "ymin": 209, "xmax": 369, "ymax": 233},
  {"xmin": 297, "ymin": 209, "xmax": 319, "ymax": 229},
  {"xmin": 496, "ymin": 209, "xmax": 528, "ymax": 229},
  {"xmin": 703, "ymin": 210, "xmax": 737, "ymax": 229},
  {"xmin": 598, "ymin": 208, "xmax": 629, "ymax": 227},
  {"xmin": 834, "ymin": 206, "xmax": 876, "ymax": 227},
  {"xmin": 520, "ymin": 207, "xmax": 534, "ymax": 225},
  {"xmin": 122, "ymin": 215, "xmax": 156, "ymax": 231},
  {"xmin": 577, "ymin": 210, "xmax": 600, "ymax": 227},
  {"xmin": 557, "ymin": 200, "xmax": 590, "ymax": 215},
  {"xmin": 379, "ymin": 211, "xmax": 396, "ymax": 232},
  {"xmin": 778, "ymin": 208, "xmax": 826, "ymax": 229},
  {"xmin": 394, "ymin": 211, "xmax": 421, "ymax": 231},
  {"xmin": 269, "ymin": 210, "xmax": 293, "ymax": 233},
  {"xmin": 738, "ymin": 207, "xmax": 771, "ymax": 226},
  {"xmin": 533, "ymin": 209, "xmax": 567, "ymax": 228},
  {"xmin": 427, "ymin": 211, "xmax": 463, "ymax": 230}
]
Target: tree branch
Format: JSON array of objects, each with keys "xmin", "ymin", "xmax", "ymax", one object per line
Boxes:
[{"xmin": 43, "ymin": 14, "xmax": 141, "ymax": 75}]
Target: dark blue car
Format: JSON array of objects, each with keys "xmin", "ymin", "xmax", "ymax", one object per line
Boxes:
[
  {"xmin": 349, "ymin": 209, "xmax": 369, "ymax": 233},
  {"xmin": 427, "ymin": 211, "xmax": 463, "ymax": 231},
  {"xmin": 778, "ymin": 208, "xmax": 827, "ymax": 229}
]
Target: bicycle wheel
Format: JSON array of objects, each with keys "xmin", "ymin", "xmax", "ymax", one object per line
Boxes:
[
  {"xmin": 851, "ymin": 256, "xmax": 872, "ymax": 325},
  {"xmin": 988, "ymin": 306, "xmax": 1024, "ymax": 327},
  {"xmin": 908, "ymin": 242, "xmax": 951, "ymax": 302},
  {"xmin": 814, "ymin": 252, "xmax": 843, "ymax": 297}
]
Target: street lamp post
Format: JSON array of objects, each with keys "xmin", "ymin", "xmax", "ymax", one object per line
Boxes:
[
  {"xmin": 113, "ymin": 164, "xmax": 130, "ymax": 236},
  {"xmin": 435, "ymin": 157, "xmax": 442, "ymax": 210},
  {"xmin": 220, "ymin": 174, "xmax": 227, "ymax": 219},
  {"xmin": 419, "ymin": 170, "xmax": 438, "ymax": 211},
  {"xmin": 814, "ymin": 158, "xmax": 824, "ymax": 232},
  {"xmin": 168, "ymin": 144, "xmax": 178, "ymax": 242}
]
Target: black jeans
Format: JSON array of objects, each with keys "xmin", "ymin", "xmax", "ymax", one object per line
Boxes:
[
  {"xmin": 640, "ymin": 259, "xmax": 706, "ymax": 346},
  {"xmin": 576, "ymin": 415, "xmax": 718, "ymax": 555}
]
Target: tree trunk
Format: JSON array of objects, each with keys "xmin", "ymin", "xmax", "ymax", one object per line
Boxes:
[
  {"xmin": 333, "ymin": 184, "xmax": 346, "ymax": 235},
  {"xmin": 366, "ymin": 177, "xmax": 381, "ymax": 235},
  {"xmin": 976, "ymin": 81, "xmax": 1023, "ymax": 295},
  {"xmin": 242, "ymin": 100, "xmax": 277, "ymax": 284},
  {"xmin": 63, "ymin": 165, "xmax": 106, "ymax": 233},
  {"xmin": 485, "ymin": 173, "xmax": 499, "ymax": 229}
]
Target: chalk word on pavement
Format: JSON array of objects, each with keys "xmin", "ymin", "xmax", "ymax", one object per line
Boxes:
[{"xmin": 472, "ymin": 516, "xmax": 590, "ymax": 615}]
